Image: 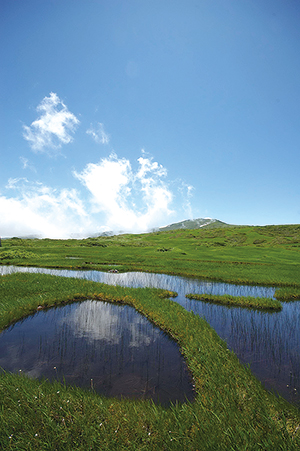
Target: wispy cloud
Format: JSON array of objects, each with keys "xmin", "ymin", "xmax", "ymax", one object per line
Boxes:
[
  {"xmin": 5, "ymin": 177, "xmax": 29, "ymax": 190},
  {"xmin": 20, "ymin": 156, "xmax": 36, "ymax": 172},
  {"xmin": 86, "ymin": 122, "xmax": 109, "ymax": 144},
  {"xmin": 74, "ymin": 153, "xmax": 174, "ymax": 232},
  {"xmin": 178, "ymin": 181, "xmax": 194, "ymax": 219},
  {"xmin": 22, "ymin": 92, "xmax": 79, "ymax": 153}
]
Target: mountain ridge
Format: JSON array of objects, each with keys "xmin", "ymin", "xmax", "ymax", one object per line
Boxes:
[{"xmin": 158, "ymin": 218, "xmax": 234, "ymax": 231}]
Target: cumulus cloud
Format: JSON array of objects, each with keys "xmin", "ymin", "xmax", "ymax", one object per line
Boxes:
[
  {"xmin": 1, "ymin": 152, "xmax": 192, "ymax": 238},
  {"xmin": 74, "ymin": 153, "xmax": 174, "ymax": 232},
  {"xmin": 0, "ymin": 178, "xmax": 93, "ymax": 238},
  {"xmin": 86, "ymin": 122, "xmax": 109, "ymax": 144},
  {"xmin": 22, "ymin": 92, "xmax": 79, "ymax": 153}
]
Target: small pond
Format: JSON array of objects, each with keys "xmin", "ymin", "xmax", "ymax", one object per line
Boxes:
[
  {"xmin": 1, "ymin": 266, "xmax": 300, "ymax": 405},
  {"xmin": 0, "ymin": 299, "xmax": 194, "ymax": 406}
]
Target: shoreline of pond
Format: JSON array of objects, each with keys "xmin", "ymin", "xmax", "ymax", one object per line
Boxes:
[{"xmin": 1, "ymin": 265, "xmax": 300, "ymax": 406}]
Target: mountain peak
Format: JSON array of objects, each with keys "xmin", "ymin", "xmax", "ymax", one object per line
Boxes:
[{"xmin": 158, "ymin": 218, "xmax": 230, "ymax": 231}]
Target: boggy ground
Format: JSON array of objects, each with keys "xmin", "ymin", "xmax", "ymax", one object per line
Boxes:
[
  {"xmin": 1, "ymin": 273, "xmax": 300, "ymax": 450},
  {"xmin": 0, "ymin": 224, "xmax": 300, "ymax": 449}
]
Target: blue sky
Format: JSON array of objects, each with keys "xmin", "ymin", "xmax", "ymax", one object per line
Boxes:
[{"xmin": 1, "ymin": 0, "xmax": 300, "ymax": 238}]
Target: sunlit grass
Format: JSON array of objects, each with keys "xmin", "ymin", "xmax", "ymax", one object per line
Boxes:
[
  {"xmin": 1, "ymin": 225, "xmax": 300, "ymax": 448},
  {"xmin": 275, "ymin": 287, "xmax": 300, "ymax": 302},
  {"xmin": 1, "ymin": 273, "xmax": 300, "ymax": 449},
  {"xmin": 1, "ymin": 224, "xmax": 299, "ymax": 287},
  {"xmin": 185, "ymin": 293, "xmax": 282, "ymax": 310}
]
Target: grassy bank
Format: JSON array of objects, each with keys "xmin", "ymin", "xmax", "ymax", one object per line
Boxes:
[
  {"xmin": 1, "ymin": 224, "xmax": 299, "ymax": 287},
  {"xmin": 1, "ymin": 273, "xmax": 300, "ymax": 450},
  {"xmin": 185, "ymin": 293, "xmax": 282, "ymax": 310},
  {"xmin": 274, "ymin": 287, "xmax": 300, "ymax": 302}
]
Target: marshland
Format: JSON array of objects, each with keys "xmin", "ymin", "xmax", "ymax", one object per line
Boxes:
[{"xmin": 1, "ymin": 224, "xmax": 300, "ymax": 450}]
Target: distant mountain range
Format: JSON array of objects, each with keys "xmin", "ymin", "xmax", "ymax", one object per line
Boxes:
[
  {"xmin": 158, "ymin": 218, "xmax": 233, "ymax": 231},
  {"xmin": 3, "ymin": 218, "xmax": 233, "ymax": 240}
]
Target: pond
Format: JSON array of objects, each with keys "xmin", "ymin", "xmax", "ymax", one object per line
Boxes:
[
  {"xmin": 0, "ymin": 299, "xmax": 194, "ymax": 406},
  {"xmin": 1, "ymin": 266, "xmax": 300, "ymax": 405}
]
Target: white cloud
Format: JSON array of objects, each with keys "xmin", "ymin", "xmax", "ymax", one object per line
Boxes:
[
  {"xmin": 6, "ymin": 177, "xmax": 29, "ymax": 190},
  {"xmin": 0, "ymin": 179, "xmax": 93, "ymax": 238},
  {"xmin": 86, "ymin": 122, "xmax": 109, "ymax": 144},
  {"xmin": 22, "ymin": 92, "xmax": 79, "ymax": 153},
  {"xmin": 178, "ymin": 182, "xmax": 194, "ymax": 219},
  {"xmin": 74, "ymin": 153, "xmax": 174, "ymax": 232},
  {"xmin": 20, "ymin": 157, "xmax": 36, "ymax": 173},
  {"xmin": 1, "ymin": 152, "xmax": 192, "ymax": 238},
  {"xmin": 136, "ymin": 154, "xmax": 167, "ymax": 179}
]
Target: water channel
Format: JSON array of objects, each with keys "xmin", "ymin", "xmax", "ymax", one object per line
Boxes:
[{"xmin": 1, "ymin": 265, "xmax": 300, "ymax": 405}]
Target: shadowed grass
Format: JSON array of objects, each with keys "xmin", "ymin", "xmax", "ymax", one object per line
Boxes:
[
  {"xmin": 185, "ymin": 293, "xmax": 282, "ymax": 310},
  {"xmin": 0, "ymin": 273, "xmax": 300, "ymax": 449}
]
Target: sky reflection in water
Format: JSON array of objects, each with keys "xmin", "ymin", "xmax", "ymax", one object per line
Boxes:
[
  {"xmin": 1, "ymin": 266, "xmax": 300, "ymax": 405},
  {"xmin": 0, "ymin": 299, "xmax": 194, "ymax": 406}
]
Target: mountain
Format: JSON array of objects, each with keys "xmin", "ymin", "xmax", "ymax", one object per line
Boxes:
[{"xmin": 158, "ymin": 218, "xmax": 233, "ymax": 232}]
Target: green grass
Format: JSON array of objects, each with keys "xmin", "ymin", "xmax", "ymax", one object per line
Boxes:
[
  {"xmin": 1, "ymin": 273, "xmax": 300, "ymax": 449},
  {"xmin": 1, "ymin": 224, "xmax": 300, "ymax": 449},
  {"xmin": 1, "ymin": 224, "xmax": 299, "ymax": 287},
  {"xmin": 185, "ymin": 293, "xmax": 282, "ymax": 310},
  {"xmin": 274, "ymin": 287, "xmax": 300, "ymax": 302}
]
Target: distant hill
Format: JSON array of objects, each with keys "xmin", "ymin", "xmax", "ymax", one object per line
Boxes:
[{"xmin": 158, "ymin": 218, "xmax": 234, "ymax": 231}]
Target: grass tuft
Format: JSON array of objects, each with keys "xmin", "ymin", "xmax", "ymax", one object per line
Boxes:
[{"xmin": 185, "ymin": 293, "xmax": 282, "ymax": 310}]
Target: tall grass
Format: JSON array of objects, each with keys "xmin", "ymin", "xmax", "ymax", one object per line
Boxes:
[{"xmin": 1, "ymin": 273, "xmax": 300, "ymax": 449}]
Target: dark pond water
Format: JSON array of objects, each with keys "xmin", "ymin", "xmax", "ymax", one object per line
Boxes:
[
  {"xmin": 0, "ymin": 299, "xmax": 194, "ymax": 406},
  {"xmin": 1, "ymin": 266, "xmax": 300, "ymax": 405}
]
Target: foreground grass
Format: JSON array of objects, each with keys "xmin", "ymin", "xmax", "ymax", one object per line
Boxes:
[
  {"xmin": 1, "ymin": 273, "xmax": 300, "ymax": 450},
  {"xmin": 185, "ymin": 293, "xmax": 282, "ymax": 310}
]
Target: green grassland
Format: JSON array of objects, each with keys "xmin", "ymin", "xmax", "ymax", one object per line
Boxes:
[
  {"xmin": 1, "ymin": 224, "xmax": 300, "ymax": 287},
  {"xmin": 185, "ymin": 293, "xmax": 283, "ymax": 310},
  {"xmin": 1, "ymin": 273, "xmax": 300, "ymax": 450},
  {"xmin": 1, "ymin": 224, "xmax": 300, "ymax": 449}
]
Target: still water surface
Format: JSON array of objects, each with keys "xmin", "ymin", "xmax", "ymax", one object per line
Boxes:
[
  {"xmin": 0, "ymin": 299, "xmax": 194, "ymax": 405},
  {"xmin": 1, "ymin": 266, "xmax": 300, "ymax": 405}
]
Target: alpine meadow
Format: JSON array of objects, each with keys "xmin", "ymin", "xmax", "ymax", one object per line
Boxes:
[{"xmin": 1, "ymin": 224, "xmax": 300, "ymax": 449}]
